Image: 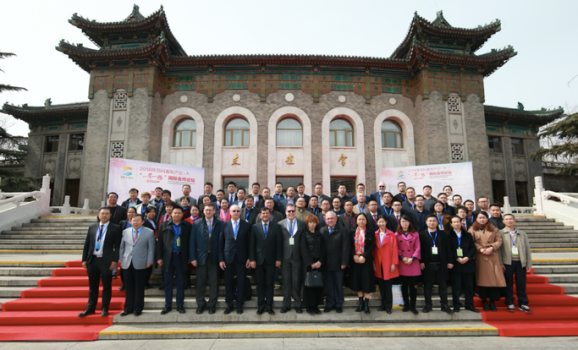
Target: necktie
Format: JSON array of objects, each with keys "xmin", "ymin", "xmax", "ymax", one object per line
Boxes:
[
  {"xmin": 133, "ymin": 229, "xmax": 138, "ymax": 243},
  {"xmin": 207, "ymin": 221, "xmax": 212, "ymax": 236},
  {"xmin": 328, "ymin": 227, "xmax": 333, "ymax": 235},
  {"xmin": 289, "ymin": 220, "xmax": 294, "ymax": 236},
  {"xmin": 373, "ymin": 214, "xmax": 377, "ymax": 222},
  {"xmin": 233, "ymin": 221, "xmax": 238, "ymax": 239},
  {"xmin": 229, "ymin": 194, "xmax": 233, "ymax": 204},
  {"xmin": 462, "ymin": 223, "xmax": 467, "ymax": 231},
  {"xmin": 396, "ymin": 215, "xmax": 400, "ymax": 223},
  {"xmin": 264, "ymin": 224, "xmax": 268, "ymax": 238}
]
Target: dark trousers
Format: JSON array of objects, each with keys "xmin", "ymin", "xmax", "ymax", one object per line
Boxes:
[
  {"xmin": 282, "ymin": 258, "xmax": 302, "ymax": 309},
  {"xmin": 224, "ymin": 256, "xmax": 247, "ymax": 307},
  {"xmin": 255, "ymin": 262, "xmax": 276, "ymax": 310},
  {"xmin": 323, "ymin": 270, "xmax": 345, "ymax": 308},
  {"xmin": 504, "ymin": 261, "xmax": 529, "ymax": 306},
  {"xmin": 195, "ymin": 256, "xmax": 219, "ymax": 308},
  {"xmin": 451, "ymin": 270, "xmax": 474, "ymax": 308},
  {"xmin": 124, "ymin": 263, "xmax": 148, "ymax": 313},
  {"xmin": 86, "ymin": 257, "xmax": 112, "ymax": 310},
  {"xmin": 479, "ymin": 286, "xmax": 500, "ymax": 302},
  {"xmin": 423, "ymin": 263, "xmax": 448, "ymax": 306},
  {"xmin": 378, "ymin": 278, "xmax": 393, "ymax": 309},
  {"xmin": 400, "ymin": 275, "xmax": 418, "ymax": 308},
  {"xmin": 164, "ymin": 254, "xmax": 185, "ymax": 308},
  {"xmin": 146, "ymin": 265, "xmax": 153, "ymax": 286}
]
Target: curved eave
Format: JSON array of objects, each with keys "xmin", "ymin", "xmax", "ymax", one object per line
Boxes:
[
  {"xmin": 170, "ymin": 55, "xmax": 409, "ymax": 70},
  {"xmin": 391, "ymin": 15, "xmax": 501, "ymax": 59},
  {"xmin": 69, "ymin": 10, "xmax": 186, "ymax": 56},
  {"xmin": 1, "ymin": 103, "xmax": 89, "ymax": 123},
  {"xmin": 484, "ymin": 106, "xmax": 564, "ymax": 126},
  {"xmin": 407, "ymin": 42, "xmax": 516, "ymax": 76}
]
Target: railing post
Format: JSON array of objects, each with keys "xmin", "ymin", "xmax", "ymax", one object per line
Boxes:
[
  {"xmin": 82, "ymin": 199, "xmax": 90, "ymax": 215},
  {"xmin": 503, "ymin": 196, "xmax": 511, "ymax": 214},
  {"xmin": 62, "ymin": 195, "xmax": 71, "ymax": 215},
  {"xmin": 40, "ymin": 174, "xmax": 51, "ymax": 215},
  {"xmin": 534, "ymin": 176, "xmax": 544, "ymax": 215}
]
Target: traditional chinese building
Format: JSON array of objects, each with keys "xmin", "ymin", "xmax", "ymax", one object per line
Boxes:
[{"xmin": 1, "ymin": 6, "xmax": 564, "ymax": 208}]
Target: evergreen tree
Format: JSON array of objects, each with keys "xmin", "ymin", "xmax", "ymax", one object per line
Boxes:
[
  {"xmin": 531, "ymin": 112, "xmax": 578, "ymax": 175},
  {"xmin": 0, "ymin": 52, "xmax": 27, "ymax": 93}
]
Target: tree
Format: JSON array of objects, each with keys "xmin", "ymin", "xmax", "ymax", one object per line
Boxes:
[
  {"xmin": 531, "ymin": 112, "xmax": 578, "ymax": 175},
  {"xmin": 0, "ymin": 52, "xmax": 27, "ymax": 93}
]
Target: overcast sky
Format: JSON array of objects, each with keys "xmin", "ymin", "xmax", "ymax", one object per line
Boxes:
[{"xmin": 2, "ymin": 0, "xmax": 577, "ymax": 136}]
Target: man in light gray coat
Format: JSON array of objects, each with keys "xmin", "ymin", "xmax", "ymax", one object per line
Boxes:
[
  {"xmin": 278, "ymin": 203, "xmax": 306, "ymax": 313},
  {"xmin": 119, "ymin": 214, "xmax": 155, "ymax": 316}
]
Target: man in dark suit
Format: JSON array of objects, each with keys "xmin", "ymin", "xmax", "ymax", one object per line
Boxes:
[
  {"xmin": 387, "ymin": 200, "xmax": 405, "ymax": 232},
  {"xmin": 320, "ymin": 211, "xmax": 349, "ymax": 313},
  {"xmin": 401, "ymin": 187, "xmax": 417, "ymax": 213},
  {"xmin": 155, "ymin": 190, "xmax": 172, "ymax": 223},
  {"xmin": 198, "ymin": 182, "xmax": 217, "ymax": 204},
  {"xmin": 393, "ymin": 182, "xmax": 408, "ymax": 203},
  {"xmin": 472, "ymin": 196, "xmax": 491, "ymax": 218},
  {"xmin": 437, "ymin": 193, "xmax": 456, "ymax": 216},
  {"xmin": 175, "ymin": 184, "xmax": 197, "ymax": 207},
  {"xmin": 249, "ymin": 182, "xmax": 264, "ymax": 204},
  {"xmin": 370, "ymin": 181, "xmax": 387, "ymax": 206},
  {"xmin": 226, "ymin": 182, "xmax": 238, "ymax": 205},
  {"xmin": 241, "ymin": 196, "xmax": 259, "ymax": 224},
  {"xmin": 279, "ymin": 186, "xmax": 299, "ymax": 219},
  {"xmin": 312, "ymin": 183, "xmax": 331, "ymax": 204},
  {"xmin": 419, "ymin": 215, "xmax": 454, "ymax": 314},
  {"xmin": 79, "ymin": 207, "xmax": 122, "ymax": 317},
  {"xmin": 279, "ymin": 203, "xmax": 306, "ymax": 313},
  {"xmin": 190, "ymin": 203, "xmax": 223, "ymax": 314},
  {"xmin": 316, "ymin": 198, "xmax": 332, "ymax": 229},
  {"xmin": 121, "ymin": 188, "xmax": 142, "ymax": 209},
  {"xmin": 273, "ymin": 182, "xmax": 287, "ymax": 203},
  {"xmin": 334, "ymin": 184, "xmax": 352, "ymax": 206},
  {"xmin": 413, "ymin": 195, "xmax": 431, "ymax": 232},
  {"xmin": 296, "ymin": 183, "xmax": 310, "ymax": 207},
  {"xmin": 422, "ymin": 185, "xmax": 437, "ymax": 212},
  {"xmin": 365, "ymin": 199, "xmax": 381, "ymax": 234},
  {"xmin": 338, "ymin": 200, "xmax": 357, "ymax": 231},
  {"xmin": 351, "ymin": 183, "xmax": 370, "ymax": 205},
  {"xmin": 157, "ymin": 206, "xmax": 191, "ymax": 315},
  {"xmin": 107, "ymin": 192, "xmax": 128, "ymax": 226},
  {"xmin": 489, "ymin": 204, "xmax": 505, "ymax": 230},
  {"xmin": 219, "ymin": 204, "xmax": 252, "ymax": 314},
  {"xmin": 249, "ymin": 207, "xmax": 282, "ymax": 315},
  {"xmin": 448, "ymin": 216, "xmax": 478, "ymax": 313}
]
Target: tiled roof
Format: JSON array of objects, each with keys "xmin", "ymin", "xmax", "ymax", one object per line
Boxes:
[
  {"xmin": 1, "ymin": 101, "xmax": 89, "ymax": 124},
  {"xmin": 485, "ymin": 105, "xmax": 564, "ymax": 126}
]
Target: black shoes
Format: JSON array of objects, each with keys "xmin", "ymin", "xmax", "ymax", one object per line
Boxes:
[
  {"xmin": 119, "ymin": 311, "xmax": 132, "ymax": 316},
  {"xmin": 307, "ymin": 307, "xmax": 316, "ymax": 315},
  {"xmin": 177, "ymin": 306, "xmax": 186, "ymax": 314},
  {"xmin": 78, "ymin": 308, "xmax": 95, "ymax": 317},
  {"xmin": 377, "ymin": 306, "xmax": 386, "ymax": 311},
  {"xmin": 209, "ymin": 307, "xmax": 216, "ymax": 314},
  {"xmin": 385, "ymin": 309, "xmax": 392, "ymax": 314},
  {"xmin": 158, "ymin": 283, "xmax": 165, "ymax": 290},
  {"xmin": 483, "ymin": 302, "xmax": 489, "ymax": 311},
  {"xmin": 101, "ymin": 307, "xmax": 109, "ymax": 317},
  {"xmin": 323, "ymin": 306, "xmax": 335, "ymax": 313},
  {"xmin": 134, "ymin": 310, "xmax": 142, "ymax": 316},
  {"xmin": 280, "ymin": 306, "xmax": 291, "ymax": 313},
  {"xmin": 118, "ymin": 284, "xmax": 125, "ymax": 291},
  {"xmin": 454, "ymin": 306, "xmax": 461, "ymax": 313},
  {"xmin": 465, "ymin": 306, "xmax": 480, "ymax": 313},
  {"xmin": 196, "ymin": 305, "xmax": 206, "ymax": 314},
  {"xmin": 161, "ymin": 307, "xmax": 172, "ymax": 315},
  {"xmin": 441, "ymin": 304, "xmax": 454, "ymax": 314},
  {"xmin": 224, "ymin": 306, "xmax": 234, "ymax": 315},
  {"xmin": 295, "ymin": 307, "xmax": 302, "ymax": 314},
  {"xmin": 411, "ymin": 308, "xmax": 419, "ymax": 315},
  {"xmin": 402, "ymin": 304, "xmax": 410, "ymax": 312},
  {"xmin": 422, "ymin": 304, "xmax": 432, "ymax": 313},
  {"xmin": 489, "ymin": 302, "xmax": 497, "ymax": 312},
  {"xmin": 355, "ymin": 298, "xmax": 364, "ymax": 312},
  {"xmin": 257, "ymin": 308, "xmax": 265, "ymax": 315},
  {"xmin": 237, "ymin": 306, "xmax": 243, "ymax": 314},
  {"xmin": 364, "ymin": 299, "xmax": 370, "ymax": 314},
  {"xmin": 267, "ymin": 309, "xmax": 275, "ymax": 315},
  {"xmin": 336, "ymin": 307, "xmax": 343, "ymax": 313}
]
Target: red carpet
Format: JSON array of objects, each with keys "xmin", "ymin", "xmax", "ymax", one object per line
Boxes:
[
  {"xmin": 0, "ymin": 259, "xmax": 124, "ymax": 341},
  {"xmin": 480, "ymin": 270, "xmax": 578, "ymax": 336}
]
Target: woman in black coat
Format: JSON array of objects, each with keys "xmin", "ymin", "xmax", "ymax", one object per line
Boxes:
[
  {"xmin": 349, "ymin": 214, "xmax": 376, "ymax": 314},
  {"xmin": 301, "ymin": 215, "xmax": 326, "ymax": 315},
  {"xmin": 448, "ymin": 215, "xmax": 478, "ymax": 313}
]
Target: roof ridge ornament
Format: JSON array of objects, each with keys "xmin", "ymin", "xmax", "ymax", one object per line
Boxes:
[{"xmin": 124, "ymin": 4, "xmax": 145, "ymax": 22}]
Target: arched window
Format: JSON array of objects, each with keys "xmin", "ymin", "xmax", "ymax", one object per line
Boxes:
[
  {"xmin": 276, "ymin": 118, "xmax": 303, "ymax": 146},
  {"xmin": 224, "ymin": 118, "xmax": 250, "ymax": 146},
  {"xmin": 381, "ymin": 120, "xmax": 403, "ymax": 148},
  {"xmin": 329, "ymin": 119, "xmax": 354, "ymax": 147},
  {"xmin": 173, "ymin": 119, "xmax": 196, "ymax": 147}
]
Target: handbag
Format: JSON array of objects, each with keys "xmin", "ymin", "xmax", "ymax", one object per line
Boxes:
[{"xmin": 304, "ymin": 269, "xmax": 324, "ymax": 288}]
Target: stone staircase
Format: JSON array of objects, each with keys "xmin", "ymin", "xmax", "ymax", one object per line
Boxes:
[{"xmin": 1, "ymin": 215, "xmax": 578, "ymax": 339}]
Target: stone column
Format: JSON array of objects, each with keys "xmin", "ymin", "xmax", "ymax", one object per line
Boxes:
[
  {"xmin": 51, "ymin": 132, "xmax": 69, "ymax": 206},
  {"xmin": 501, "ymin": 136, "xmax": 517, "ymax": 204},
  {"xmin": 463, "ymin": 94, "xmax": 492, "ymax": 200},
  {"xmin": 525, "ymin": 137, "xmax": 543, "ymax": 197}
]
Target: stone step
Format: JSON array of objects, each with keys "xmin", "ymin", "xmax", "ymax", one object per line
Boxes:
[
  {"xmin": 0, "ymin": 287, "xmax": 28, "ymax": 298},
  {"xmin": 532, "ymin": 260, "xmax": 578, "ymax": 265},
  {"xmin": 0, "ymin": 245, "xmax": 84, "ymax": 250},
  {"xmin": 553, "ymin": 283, "xmax": 578, "ymax": 293},
  {"xmin": 0, "ymin": 262, "xmax": 67, "ymax": 268},
  {"xmin": 0, "ymin": 276, "xmax": 41, "ymax": 287},
  {"xmin": 542, "ymin": 274, "xmax": 578, "ymax": 284},
  {"xmin": 526, "ymin": 234, "xmax": 578, "ymax": 238},
  {"xmin": 99, "ymin": 321, "xmax": 497, "ymax": 339},
  {"xmin": 533, "ymin": 265, "xmax": 578, "ymax": 274},
  {"xmin": 524, "ymin": 230, "xmax": 578, "ymax": 234},
  {"xmin": 22, "ymin": 223, "xmax": 93, "ymax": 228},
  {"xmin": 11, "ymin": 226, "xmax": 90, "ymax": 231},
  {"xmin": 0, "ymin": 267, "xmax": 54, "ymax": 277},
  {"xmin": 0, "ymin": 234, "xmax": 87, "ymax": 240},
  {"xmin": 529, "ymin": 238, "xmax": 578, "ymax": 243},
  {"xmin": 111, "ymin": 308, "xmax": 482, "ymax": 325},
  {"xmin": 529, "ymin": 243, "xmax": 578, "ymax": 248},
  {"xmin": 31, "ymin": 218, "xmax": 96, "ymax": 223},
  {"xmin": 0, "ymin": 240, "xmax": 85, "ymax": 245}
]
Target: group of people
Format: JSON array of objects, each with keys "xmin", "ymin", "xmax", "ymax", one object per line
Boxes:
[{"xmin": 79, "ymin": 180, "xmax": 533, "ymax": 318}]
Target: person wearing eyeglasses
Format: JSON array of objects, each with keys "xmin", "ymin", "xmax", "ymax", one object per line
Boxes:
[
  {"xmin": 370, "ymin": 182, "xmax": 387, "ymax": 206},
  {"xmin": 279, "ymin": 203, "xmax": 306, "ymax": 314},
  {"xmin": 320, "ymin": 211, "xmax": 350, "ymax": 313}
]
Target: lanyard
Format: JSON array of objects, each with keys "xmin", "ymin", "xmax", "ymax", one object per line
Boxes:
[
  {"xmin": 233, "ymin": 221, "xmax": 239, "ymax": 238},
  {"xmin": 383, "ymin": 206, "xmax": 392, "ymax": 216},
  {"xmin": 207, "ymin": 221, "xmax": 212, "ymax": 235},
  {"xmin": 436, "ymin": 214, "xmax": 444, "ymax": 226},
  {"xmin": 510, "ymin": 231, "xmax": 517, "ymax": 246},
  {"xmin": 401, "ymin": 194, "xmax": 407, "ymax": 201},
  {"xmin": 141, "ymin": 205, "xmax": 146, "ymax": 215},
  {"xmin": 97, "ymin": 224, "xmax": 108, "ymax": 241},
  {"xmin": 428, "ymin": 229, "xmax": 438, "ymax": 247},
  {"xmin": 147, "ymin": 218, "xmax": 156, "ymax": 229},
  {"xmin": 245, "ymin": 209, "xmax": 251, "ymax": 220},
  {"xmin": 172, "ymin": 223, "xmax": 181, "ymax": 238},
  {"xmin": 359, "ymin": 205, "xmax": 365, "ymax": 213},
  {"xmin": 455, "ymin": 229, "xmax": 461, "ymax": 246}
]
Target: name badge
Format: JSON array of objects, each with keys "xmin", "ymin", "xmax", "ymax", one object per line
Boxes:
[
  {"xmin": 457, "ymin": 248, "xmax": 463, "ymax": 257},
  {"xmin": 432, "ymin": 246, "xmax": 438, "ymax": 255},
  {"xmin": 512, "ymin": 247, "xmax": 518, "ymax": 256},
  {"xmin": 289, "ymin": 237, "xmax": 295, "ymax": 246},
  {"xmin": 438, "ymin": 224, "xmax": 444, "ymax": 230},
  {"xmin": 95, "ymin": 241, "xmax": 102, "ymax": 250},
  {"xmin": 177, "ymin": 237, "xmax": 181, "ymax": 247}
]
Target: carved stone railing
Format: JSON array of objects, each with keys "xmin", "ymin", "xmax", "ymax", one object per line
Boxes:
[
  {"xmin": 0, "ymin": 174, "xmax": 51, "ymax": 233},
  {"xmin": 50, "ymin": 196, "xmax": 97, "ymax": 216},
  {"xmin": 533, "ymin": 176, "xmax": 578, "ymax": 229}
]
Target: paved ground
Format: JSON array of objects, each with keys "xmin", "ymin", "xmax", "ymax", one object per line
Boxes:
[{"xmin": 0, "ymin": 337, "xmax": 577, "ymax": 349}]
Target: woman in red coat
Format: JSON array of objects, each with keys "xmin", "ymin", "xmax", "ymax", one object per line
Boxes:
[
  {"xmin": 373, "ymin": 216, "xmax": 399, "ymax": 314},
  {"xmin": 396, "ymin": 215, "xmax": 421, "ymax": 315}
]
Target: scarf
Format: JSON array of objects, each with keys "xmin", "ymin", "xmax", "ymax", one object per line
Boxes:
[{"xmin": 354, "ymin": 227, "xmax": 366, "ymax": 255}]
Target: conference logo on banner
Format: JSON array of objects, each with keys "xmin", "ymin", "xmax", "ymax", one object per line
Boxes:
[
  {"xmin": 380, "ymin": 162, "xmax": 475, "ymax": 203},
  {"xmin": 108, "ymin": 158, "xmax": 205, "ymax": 201}
]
